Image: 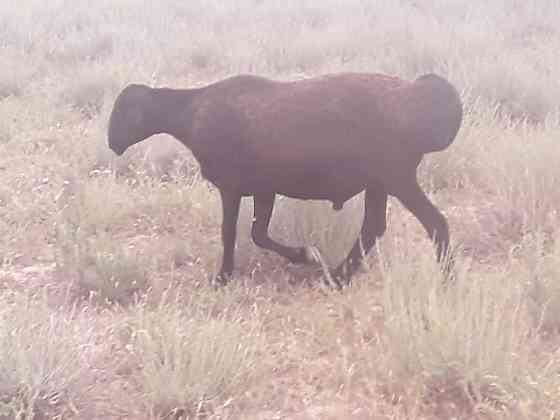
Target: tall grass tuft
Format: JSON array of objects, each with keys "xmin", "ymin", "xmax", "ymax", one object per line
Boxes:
[
  {"xmin": 123, "ymin": 291, "xmax": 263, "ymax": 418},
  {"xmin": 379, "ymin": 241, "xmax": 560, "ymax": 416},
  {"xmin": 0, "ymin": 290, "xmax": 95, "ymax": 419},
  {"xmin": 54, "ymin": 178, "xmax": 151, "ymax": 305}
]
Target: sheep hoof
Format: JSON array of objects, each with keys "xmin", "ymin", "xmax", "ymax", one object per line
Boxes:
[
  {"xmin": 332, "ymin": 200, "xmax": 344, "ymax": 211},
  {"xmin": 328, "ymin": 267, "xmax": 350, "ymax": 290},
  {"xmin": 212, "ymin": 272, "xmax": 231, "ymax": 288}
]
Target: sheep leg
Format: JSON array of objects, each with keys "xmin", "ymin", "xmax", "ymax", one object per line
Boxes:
[
  {"xmin": 252, "ymin": 193, "xmax": 311, "ymax": 264},
  {"xmin": 331, "ymin": 187, "xmax": 387, "ymax": 287},
  {"xmin": 215, "ymin": 189, "xmax": 242, "ymax": 285},
  {"xmin": 394, "ymin": 178, "xmax": 450, "ymax": 265}
]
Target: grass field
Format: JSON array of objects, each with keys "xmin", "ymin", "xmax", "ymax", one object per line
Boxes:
[{"xmin": 2, "ymin": 0, "xmax": 560, "ymax": 418}]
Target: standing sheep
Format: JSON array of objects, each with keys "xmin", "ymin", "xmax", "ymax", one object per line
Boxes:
[{"xmin": 108, "ymin": 72, "xmax": 462, "ymax": 288}]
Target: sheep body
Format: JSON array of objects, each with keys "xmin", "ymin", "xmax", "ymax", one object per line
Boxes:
[{"xmin": 108, "ymin": 72, "xmax": 463, "ymax": 287}]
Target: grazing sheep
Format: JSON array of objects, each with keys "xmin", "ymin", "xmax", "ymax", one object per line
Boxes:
[{"xmin": 108, "ymin": 72, "xmax": 463, "ymax": 288}]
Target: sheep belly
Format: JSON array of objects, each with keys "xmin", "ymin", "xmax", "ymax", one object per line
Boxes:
[{"xmin": 253, "ymin": 163, "xmax": 367, "ymax": 205}]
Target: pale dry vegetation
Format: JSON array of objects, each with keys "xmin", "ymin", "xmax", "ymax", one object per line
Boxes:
[{"xmin": 2, "ymin": 0, "xmax": 560, "ymax": 418}]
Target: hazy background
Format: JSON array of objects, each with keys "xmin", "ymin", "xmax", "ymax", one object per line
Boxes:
[{"xmin": 1, "ymin": 1, "xmax": 560, "ymax": 419}]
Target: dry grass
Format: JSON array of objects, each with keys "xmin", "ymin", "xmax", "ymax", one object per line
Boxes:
[
  {"xmin": 0, "ymin": 290, "xmax": 96, "ymax": 419},
  {"xmin": 379, "ymin": 244, "xmax": 560, "ymax": 417},
  {"xmin": 122, "ymin": 291, "xmax": 263, "ymax": 418},
  {"xmin": 2, "ymin": 0, "xmax": 560, "ymax": 418}
]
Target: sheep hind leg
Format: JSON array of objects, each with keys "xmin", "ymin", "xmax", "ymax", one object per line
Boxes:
[
  {"xmin": 330, "ymin": 186, "xmax": 388, "ymax": 288},
  {"xmin": 252, "ymin": 193, "xmax": 312, "ymax": 264}
]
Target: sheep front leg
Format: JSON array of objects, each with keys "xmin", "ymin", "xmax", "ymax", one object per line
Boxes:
[{"xmin": 214, "ymin": 189, "xmax": 241, "ymax": 286}]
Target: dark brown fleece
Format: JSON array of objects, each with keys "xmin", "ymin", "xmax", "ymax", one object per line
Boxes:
[{"xmin": 108, "ymin": 72, "xmax": 463, "ymax": 287}]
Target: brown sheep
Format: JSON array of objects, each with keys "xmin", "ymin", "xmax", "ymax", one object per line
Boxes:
[{"xmin": 107, "ymin": 72, "xmax": 463, "ymax": 288}]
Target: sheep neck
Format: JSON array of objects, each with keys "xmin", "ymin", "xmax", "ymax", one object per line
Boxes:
[{"xmin": 148, "ymin": 87, "xmax": 200, "ymax": 145}]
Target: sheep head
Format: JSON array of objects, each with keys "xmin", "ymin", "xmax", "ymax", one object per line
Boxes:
[{"xmin": 108, "ymin": 84, "xmax": 152, "ymax": 156}]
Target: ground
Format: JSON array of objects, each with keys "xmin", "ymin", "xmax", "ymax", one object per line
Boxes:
[{"xmin": 1, "ymin": 1, "xmax": 560, "ymax": 419}]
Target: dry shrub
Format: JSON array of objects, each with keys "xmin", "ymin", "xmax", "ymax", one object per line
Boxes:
[
  {"xmin": 53, "ymin": 171, "xmax": 222, "ymax": 303},
  {"xmin": 0, "ymin": 47, "xmax": 37, "ymax": 100},
  {"xmin": 0, "ymin": 290, "xmax": 96, "ymax": 419},
  {"xmin": 476, "ymin": 122, "xmax": 560, "ymax": 254},
  {"xmin": 123, "ymin": 291, "xmax": 263, "ymax": 418},
  {"xmin": 55, "ymin": 227, "xmax": 150, "ymax": 305},
  {"xmin": 379, "ymin": 240, "xmax": 560, "ymax": 417},
  {"xmin": 58, "ymin": 67, "xmax": 118, "ymax": 118},
  {"xmin": 514, "ymin": 232, "xmax": 560, "ymax": 334},
  {"xmin": 54, "ymin": 177, "xmax": 151, "ymax": 304},
  {"xmin": 55, "ymin": 176, "xmax": 138, "ymax": 233},
  {"xmin": 468, "ymin": 55, "xmax": 560, "ymax": 123}
]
